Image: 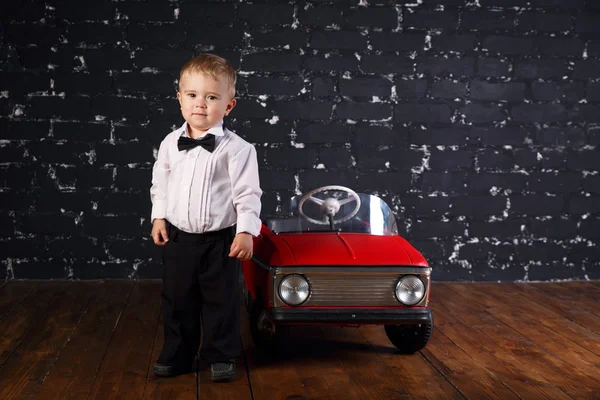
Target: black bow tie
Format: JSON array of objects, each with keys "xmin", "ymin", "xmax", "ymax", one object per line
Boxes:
[{"xmin": 177, "ymin": 134, "xmax": 216, "ymax": 153}]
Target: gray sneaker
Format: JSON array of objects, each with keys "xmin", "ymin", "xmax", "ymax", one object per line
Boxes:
[{"xmin": 210, "ymin": 359, "xmax": 236, "ymax": 382}]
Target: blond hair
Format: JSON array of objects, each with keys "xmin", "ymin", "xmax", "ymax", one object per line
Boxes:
[{"xmin": 178, "ymin": 54, "xmax": 236, "ymax": 97}]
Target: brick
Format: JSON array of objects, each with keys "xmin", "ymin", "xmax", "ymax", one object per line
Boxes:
[
  {"xmin": 335, "ymin": 102, "xmax": 391, "ymax": 120},
  {"xmin": 55, "ymin": 166, "xmax": 114, "ymax": 190},
  {"xmin": 97, "ymin": 193, "xmax": 151, "ymax": 216},
  {"xmin": 252, "ymin": 32, "xmax": 305, "ymax": 51},
  {"xmin": 0, "ymin": 214, "xmax": 14, "ymax": 237},
  {"xmin": 178, "ymin": 4, "xmax": 235, "ymax": 24},
  {"xmin": 258, "ymin": 170, "xmax": 295, "ymax": 191},
  {"xmin": 1, "ymin": 71, "xmax": 51, "ymax": 94},
  {"xmin": 577, "ymin": 105, "xmax": 600, "ymax": 123},
  {"xmin": 1, "ymin": 120, "xmax": 50, "ymax": 141},
  {"xmin": 30, "ymin": 142, "xmax": 92, "ymax": 165},
  {"xmin": 573, "ymin": 61, "xmax": 600, "ymax": 80},
  {"xmin": 0, "ymin": 166, "xmax": 34, "ymax": 189},
  {"xmin": 510, "ymin": 195, "xmax": 565, "ymax": 216},
  {"xmin": 535, "ymin": 128, "xmax": 586, "ymax": 147},
  {"xmin": 516, "ymin": 244, "xmax": 567, "ymax": 262},
  {"xmin": 242, "ymin": 53, "xmax": 301, "ymax": 72},
  {"xmin": 96, "ymin": 142, "xmax": 154, "ymax": 165},
  {"xmin": 431, "ymin": 80, "xmax": 466, "ymax": 99},
  {"xmin": 356, "ymin": 147, "xmax": 423, "ymax": 170},
  {"xmin": 370, "ymin": 33, "xmax": 425, "ymax": 52},
  {"xmin": 56, "ymin": 48, "xmax": 134, "ymax": 71},
  {"xmin": 343, "ymin": 7, "xmax": 398, "ymax": 28},
  {"xmin": 470, "ymin": 220, "xmax": 522, "ymax": 238},
  {"xmin": 402, "ymin": 196, "xmax": 451, "ymax": 217},
  {"xmin": 311, "ymin": 31, "xmax": 367, "ymax": 50},
  {"xmin": 318, "ymin": 147, "xmax": 353, "ymax": 168},
  {"xmin": 530, "ymin": 219, "xmax": 577, "ymax": 240},
  {"xmin": 514, "ymin": 60, "xmax": 566, "ymax": 79},
  {"xmin": 469, "ymin": 127, "xmax": 528, "ymax": 146},
  {"xmin": 16, "ymin": 47, "xmax": 55, "ymax": 69},
  {"xmin": 266, "ymin": 148, "xmax": 318, "ymax": 169},
  {"xmin": 410, "ymin": 127, "xmax": 467, "ymax": 145},
  {"xmin": 298, "ymin": 170, "xmax": 357, "ymax": 190},
  {"xmin": 53, "ymin": 72, "xmax": 113, "ymax": 94},
  {"xmin": 395, "ymin": 104, "xmax": 452, "ymax": 123},
  {"xmin": 339, "ymin": 77, "xmax": 392, "ymax": 97},
  {"xmin": 357, "ymin": 172, "xmax": 412, "ymax": 192},
  {"xmin": 428, "ymin": 150, "xmax": 473, "ymax": 171},
  {"xmin": 47, "ymin": 236, "xmax": 107, "ymax": 259},
  {"xmin": 105, "ymin": 238, "xmax": 154, "ymax": 260},
  {"xmin": 483, "ymin": 36, "xmax": 534, "ymax": 55},
  {"xmin": 579, "ymin": 220, "xmax": 600, "ymax": 239},
  {"xmin": 531, "ymin": 82, "xmax": 559, "ymax": 102},
  {"xmin": 459, "ymin": 243, "xmax": 514, "ymax": 261},
  {"xmin": 461, "ymin": 12, "xmax": 515, "ymax": 30},
  {"xmin": 1, "ymin": 2, "xmax": 46, "ymax": 21},
  {"xmin": 0, "ymin": 143, "xmax": 26, "ymax": 163},
  {"xmin": 461, "ymin": 104, "xmax": 504, "ymax": 123},
  {"xmin": 517, "ymin": 13, "xmax": 572, "ymax": 32},
  {"xmin": 361, "ymin": 56, "xmax": 413, "ymax": 74},
  {"xmin": 432, "ymin": 35, "xmax": 477, "ymax": 53},
  {"xmin": 92, "ymin": 96, "xmax": 151, "ymax": 121},
  {"xmin": 421, "ymin": 172, "xmax": 466, "ymax": 193},
  {"xmin": 53, "ymin": 122, "xmax": 110, "ymax": 142},
  {"xmin": 513, "ymin": 149, "xmax": 565, "ymax": 170},
  {"xmin": 247, "ymin": 76, "xmax": 303, "ymax": 95},
  {"xmin": 128, "ymin": 23, "xmax": 186, "ymax": 47},
  {"xmin": 417, "ymin": 57, "xmax": 475, "ymax": 77},
  {"xmin": 299, "ymin": 6, "xmax": 343, "ymax": 26},
  {"xmin": 312, "ymin": 77, "xmax": 336, "ymax": 97},
  {"xmin": 356, "ymin": 125, "xmax": 409, "ymax": 146},
  {"xmin": 303, "ymin": 55, "xmax": 359, "ymax": 72},
  {"xmin": 451, "ymin": 196, "xmax": 507, "ymax": 218},
  {"xmin": 410, "ymin": 221, "xmax": 465, "ymax": 239},
  {"xmin": 116, "ymin": 2, "xmax": 175, "ymax": 21},
  {"xmin": 535, "ymin": 0, "xmax": 585, "ymax": 9},
  {"xmin": 477, "ymin": 58, "xmax": 510, "ymax": 78},
  {"xmin": 189, "ymin": 26, "xmax": 243, "ymax": 48},
  {"xmin": 588, "ymin": 83, "xmax": 600, "ymax": 102},
  {"xmin": 68, "ymin": 23, "xmax": 123, "ymax": 44},
  {"xmin": 239, "ymin": 4, "xmax": 294, "ymax": 25},
  {"xmin": 538, "ymin": 37, "xmax": 584, "ymax": 57},
  {"xmin": 477, "ymin": 150, "xmax": 514, "ymax": 171},
  {"xmin": 18, "ymin": 213, "xmax": 80, "ymax": 235},
  {"xmin": 467, "ymin": 172, "xmax": 527, "ymax": 193},
  {"xmin": 56, "ymin": 2, "xmax": 115, "ymax": 21},
  {"xmin": 116, "ymin": 72, "xmax": 176, "ymax": 95},
  {"xmin": 232, "ymin": 99, "xmax": 272, "ymax": 119},
  {"xmin": 13, "ymin": 261, "xmax": 68, "ymax": 280},
  {"xmin": 583, "ymin": 176, "xmax": 600, "ymax": 194},
  {"xmin": 296, "ymin": 123, "xmax": 352, "ymax": 144},
  {"xmin": 510, "ymin": 104, "xmax": 565, "ymax": 123},
  {"xmin": 84, "ymin": 215, "xmax": 144, "ymax": 237},
  {"xmin": 588, "ymin": 40, "xmax": 600, "ymax": 58},
  {"xmin": 274, "ymin": 100, "xmax": 333, "ymax": 120},
  {"xmin": 472, "ymin": 81, "xmax": 525, "ymax": 102},
  {"xmin": 28, "ymin": 96, "xmax": 91, "ymax": 119},
  {"xmin": 395, "ymin": 79, "xmax": 427, "ymax": 99},
  {"xmin": 569, "ymin": 197, "xmax": 600, "ymax": 214},
  {"xmin": 135, "ymin": 49, "xmax": 193, "ymax": 70},
  {"xmin": 404, "ymin": 11, "xmax": 458, "ymax": 29},
  {"xmin": 567, "ymin": 150, "xmax": 600, "ymax": 170},
  {"xmin": 528, "ymin": 172, "xmax": 581, "ymax": 193},
  {"xmin": 576, "ymin": 15, "xmax": 600, "ymax": 32}
]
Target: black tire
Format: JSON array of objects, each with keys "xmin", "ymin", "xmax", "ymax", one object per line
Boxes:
[
  {"xmin": 384, "ymin": 315, "xmax": 433, "ymax": 354},
  {"xmin": 249, "ymin": 298, "xmax": 290, "ymax": 354}
]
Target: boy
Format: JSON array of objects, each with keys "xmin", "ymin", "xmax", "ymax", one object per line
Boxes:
[{"xmin": 150, "ymin": 54, "xmax": 262, "ymax": 382}]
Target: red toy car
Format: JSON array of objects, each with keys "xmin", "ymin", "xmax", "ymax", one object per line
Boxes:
[{"xmin": 243, "ymin": 185, "xmax": 432, "ymax": 354}]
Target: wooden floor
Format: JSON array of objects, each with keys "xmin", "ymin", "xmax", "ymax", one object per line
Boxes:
[{"xmin": 1, "ymin": 281, "xmax": 600, "ymax": 400}]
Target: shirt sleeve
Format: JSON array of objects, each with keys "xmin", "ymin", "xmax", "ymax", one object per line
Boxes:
[
  {"xmin": 150, "ymin": 138, "xmax": 170, "ymax": 222},
  {"xmin": 229, "ymin": 144, "xmax": 263, "ymax": 237}
]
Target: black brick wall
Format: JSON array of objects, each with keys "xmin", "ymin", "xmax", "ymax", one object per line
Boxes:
[{"xmin": 1, "ymin": 0, "xmax": 599, "ymax": 281}]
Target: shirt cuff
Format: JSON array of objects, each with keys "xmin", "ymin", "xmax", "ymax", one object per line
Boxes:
[
  {"xmin": 236, "ymin": 213, "xmax": 261, "ymax": 237},
  {"xmin": 151, "ymin": 200, "xmax": 167, "ymax": 223}
]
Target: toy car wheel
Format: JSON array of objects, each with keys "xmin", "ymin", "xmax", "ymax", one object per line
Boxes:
[
  {"xmin": 384, "ymin": 316, "xmax": 433, "ymax": 354},
  {"xmin": 249, "ymin": 299, "xmax": 290, "ymax": 354}
]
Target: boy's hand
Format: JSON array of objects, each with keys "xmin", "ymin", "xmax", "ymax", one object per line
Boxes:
[
  {"xmin": 151, "ymin": 219, "xmax": 169, "ymax": 246},
  {"xmin": 229, "ymin": 233, "xmax": 253, "ymax": 260}
]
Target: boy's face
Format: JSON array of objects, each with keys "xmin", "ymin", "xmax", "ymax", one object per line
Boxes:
[{"xmin": 177, "ymin": 72, "xmax": 236, "ymax": 136}]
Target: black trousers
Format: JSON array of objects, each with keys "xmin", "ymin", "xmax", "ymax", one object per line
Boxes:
[{"xmin": 157, "ymin": 221, "xmax": 241, "ymax": 368}]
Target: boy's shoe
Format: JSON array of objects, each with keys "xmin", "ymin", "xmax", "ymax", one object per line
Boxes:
[
  {"xmin": 210, "ymin": 359, "xmax": 236, "ymax": 382},
  {"xmin": 153, "ymin": 362, "xmax": 189, "ymax": 377}
]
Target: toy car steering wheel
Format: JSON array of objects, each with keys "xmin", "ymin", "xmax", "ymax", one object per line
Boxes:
[{"xmin": 298, "ymin": 185, "xmax": 361, "ymax": 226}]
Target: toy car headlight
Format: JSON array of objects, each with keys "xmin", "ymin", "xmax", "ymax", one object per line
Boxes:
[
  {"xmin": 279, "ymin": 274, "xmax": 310, "ymax": 306},
  {"xmin": 395, "ymin": 275, "xmax": 425, "ymax": 305}
]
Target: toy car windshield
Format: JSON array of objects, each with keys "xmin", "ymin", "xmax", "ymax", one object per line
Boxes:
[{"xmin": 266, "ymin": 186, "xmax": 398, "ymax": 235}]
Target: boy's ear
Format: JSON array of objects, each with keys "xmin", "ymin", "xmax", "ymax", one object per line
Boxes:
[
  {"xmin": 225, "ymin": 98, "xmax": 236, "ymax": 116},
  {"xmin": 176, "ymin": 92, "xmax": 182, "ymax": 106}
]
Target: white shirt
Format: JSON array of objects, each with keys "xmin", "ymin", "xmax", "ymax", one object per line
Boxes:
[{"xmin": 150, "ymin": 121, "xmax": 262, "ymax": 237}]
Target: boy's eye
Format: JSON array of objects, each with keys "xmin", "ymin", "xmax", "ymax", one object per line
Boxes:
[
  {"xmin": 207, "ymin": 95, "xmax": 217, "ymax": 100},
  {"xmin": 188, "ymin": 93, "xmax": 196, "ymax": 98}
]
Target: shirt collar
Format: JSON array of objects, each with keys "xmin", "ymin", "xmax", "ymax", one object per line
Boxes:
[{"xmin": 179, "ymin": 120, "xmax": 225, "ymax": 138}]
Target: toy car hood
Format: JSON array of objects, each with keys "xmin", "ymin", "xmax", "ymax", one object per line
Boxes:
[{"xmin": 262, "ymin": 232, "xmax": 428, "ymax": 267}]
